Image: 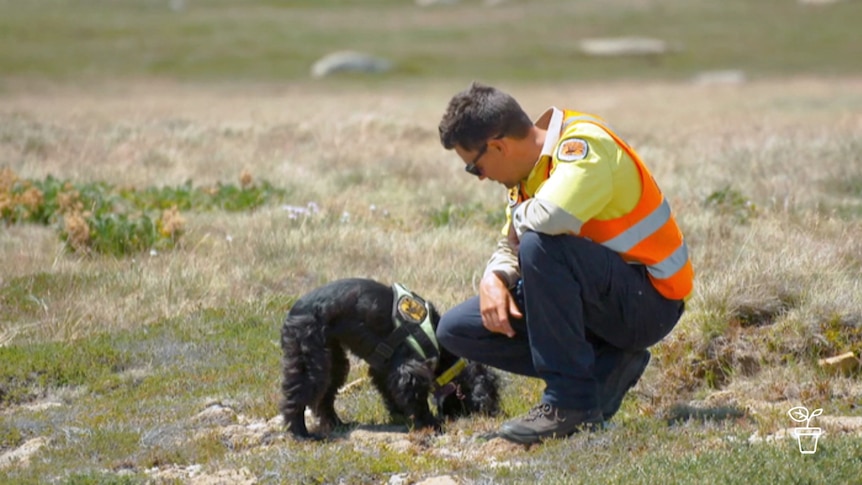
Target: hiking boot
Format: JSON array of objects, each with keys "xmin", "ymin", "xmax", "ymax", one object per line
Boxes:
[
  {"xmin": 600, "ymin": 350, "xmax": 650, "ymax": 421},
  {"xmin": 497, "ymin": 403, "xmax": 603, "ymax": 445}
]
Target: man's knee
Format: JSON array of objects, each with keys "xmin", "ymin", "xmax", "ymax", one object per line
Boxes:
[
  {"xmin": 518, "ymin": 230, "xmax": 561, "ymax": 268},
  {"xmin": 519, "ymin": 231, "xmax": 603, "ymax": 271},
  {"xmin": 435, "ymin": 310, "xmax": 459, "ymax": 348},
  {"xmin": 517, "ymin": 230, "xmax": 542, "ymax": 260},
  {"xmin": 436, "ymin": 299, "xmax": 478, "ymax": 351}
]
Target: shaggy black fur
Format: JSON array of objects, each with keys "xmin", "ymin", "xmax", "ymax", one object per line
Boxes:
[{"xmin": 280, "ymin": 278, "xmax": 500, "ymax": 439}]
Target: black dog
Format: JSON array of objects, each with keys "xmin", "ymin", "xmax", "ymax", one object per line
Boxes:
[{"xmin": 280, "ymin": 278, "xmax": 500, "ymax": 439}]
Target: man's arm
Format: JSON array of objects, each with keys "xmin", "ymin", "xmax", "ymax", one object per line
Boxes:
[
  {"xmin": 511, "ymin": 126, "xmax": 619, "ymax": 238},
  {"xmin": 483, "ymin": 236, "xmax": 519, "ymax": 288}
]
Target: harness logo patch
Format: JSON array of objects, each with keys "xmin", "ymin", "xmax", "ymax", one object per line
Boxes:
[
  {"xmin": 397, "ymin": 295, "xmax": 427, "ymax": 325},
  {"xmin": 557, "ymin": 138, "xmax": 589, "ymax": 162}
]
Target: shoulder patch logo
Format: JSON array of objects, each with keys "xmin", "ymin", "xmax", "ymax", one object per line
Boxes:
[{"xmin": 556, "ymin": 138, "xmax": 589, "ymax": 162}]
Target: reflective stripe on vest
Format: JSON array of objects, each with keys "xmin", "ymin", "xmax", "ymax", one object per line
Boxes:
[{"xmin": 560, "ymin": 110, "xmax": 694, "ymax": 300}]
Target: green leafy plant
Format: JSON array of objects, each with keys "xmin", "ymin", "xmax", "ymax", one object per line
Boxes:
[
  {"xmin": 117, "ymin": 179, "xmax": 287, "ymax": 213},
  {"xmin": 1, "ymin": 168, "xmax": 288, "ymax": 256},
  {"xmin": 704, "ymin": 186, "xmax": 758, "ymax": 224},
  {"xmin": 427, "ymin": 200, "xmax": 502, "ymax": 229}
]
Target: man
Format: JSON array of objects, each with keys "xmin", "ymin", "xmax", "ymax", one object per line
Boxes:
[{"xmin": 436, "ymin": 82, "xmax": 692, "ymax": 445}]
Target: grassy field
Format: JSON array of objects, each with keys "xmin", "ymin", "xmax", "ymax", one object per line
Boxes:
[
  {"xmin": 2, "ymin": 0, "xmax": 862, "ymax": 484},
  {"xmin": 1, "ymin": 0, "xmax": 862, "ymax": 85}
]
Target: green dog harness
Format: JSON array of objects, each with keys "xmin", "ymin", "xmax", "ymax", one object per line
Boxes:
[
  {"xmin": 393, "ymin": 282, "xmax": 440, "ymax": 359},
  {"xmin": 367, "ymin": 283, "xmax": 440, "ymax": 369},
  {"xmin": 367, "ymin": 283, "xmax": 469, "ymax": 406}
]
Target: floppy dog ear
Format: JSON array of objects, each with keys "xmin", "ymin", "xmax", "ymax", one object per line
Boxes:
[{"xmin": 398, "ymin": 358, "xmax": 436, "ymax": 385}]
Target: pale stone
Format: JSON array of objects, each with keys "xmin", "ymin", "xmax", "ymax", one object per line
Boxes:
[
  {"xmin": 416, "ymin": 475, "xmax": 460, "ymax": 485},
  {"xmin": 416, "ymin": 0, "xmax": 460, "ymax": 6},
  {"xmin": 692, "ymin": 70, "xmax": 747, "ymax": 85},
  {"xmin": 818, "ymin": 351, "xmax": 860, "ymax": 375},
  {"xmin": 0, "ymin": 437, "xmax": 49, "ymax": 470},
  {"xmin": 579, "ymin": 37, "xmax": 671, "ymax": 57},
  {"xmin": 192, "ymin": 403, "xmax": 238, "ymax": 426},
  {"xmin": 311, "ymin": 51, "xmax": 393, "ymax": 78}
]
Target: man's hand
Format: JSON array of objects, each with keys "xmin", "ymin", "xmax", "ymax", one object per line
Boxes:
[{"xmin": 479, "ymin": 272, "xmax": 522, "ymax": 338}]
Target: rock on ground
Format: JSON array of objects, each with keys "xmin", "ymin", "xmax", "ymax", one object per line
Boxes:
[
  {"xmin": 579, "ymin": 37, "xmax": 671, "ymax": 57},
  {"xmin": 310, "ymin": 51, "xmax": 393, "ymax": 78},
  {"xmin": 692, "ymin": 70, "xmax": 747, "ymax": 85},
  {"xmin": 0, "ymin": 437, "xmax": 50, "ymax": 470}
]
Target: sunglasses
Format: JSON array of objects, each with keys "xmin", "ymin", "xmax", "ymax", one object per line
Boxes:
[
  {"xmin": 464, "ymin": 134, "xmax": 504, "ymax": 177},
  {"xmin": 464, "ymin": 144, "xmax": 489, "ymax": 177}
]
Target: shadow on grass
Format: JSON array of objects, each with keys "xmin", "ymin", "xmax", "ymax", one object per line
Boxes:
[{"xmin": 297, "ymin": 421, "xmax": 413, "ymax": 443}]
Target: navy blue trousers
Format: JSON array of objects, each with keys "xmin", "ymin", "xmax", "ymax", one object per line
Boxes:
[{"xmin": 437, "ymin": 231, "xmax": 685, "ymax": 410}]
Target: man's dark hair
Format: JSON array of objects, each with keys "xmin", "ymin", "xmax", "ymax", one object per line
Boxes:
[{"xmin": 438, "ymin": 82, "xmax": 533, "ymax": 151}]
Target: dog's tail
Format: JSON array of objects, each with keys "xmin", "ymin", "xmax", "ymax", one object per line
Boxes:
[{"xmin": 280, "ymin": 312, "xmax": 330, "ymax": 431}]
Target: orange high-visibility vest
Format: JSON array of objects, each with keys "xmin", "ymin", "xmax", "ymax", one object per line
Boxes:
[{"xmin": 521, "ymin": 110, "xmax": 694, "ymax": 301}]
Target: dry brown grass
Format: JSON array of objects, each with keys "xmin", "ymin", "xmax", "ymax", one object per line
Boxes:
[{"xmin": 2, "ymin": 79, "xmax": 862, "ymax": 476}]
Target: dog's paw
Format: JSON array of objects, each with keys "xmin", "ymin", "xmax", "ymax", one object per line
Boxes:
[
  {"xmin": 409, "ymin": 418, "xmax": 443, "ymax": 435},
  {"xmin": 315, "ymin": 417, "xmax": 346, "ymax": 434},
  {"xmin": 331, "ymin": 420, "xmax": 357, "ymax": 434}
]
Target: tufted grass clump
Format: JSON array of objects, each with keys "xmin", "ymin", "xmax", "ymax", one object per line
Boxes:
[
  {"xmin": 426, "ymin": 200, "xmax": 504, "ymax": 229},
  {"xmin": 703, "ymin": 185, "xmax": 758, "ymax": 225}
]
